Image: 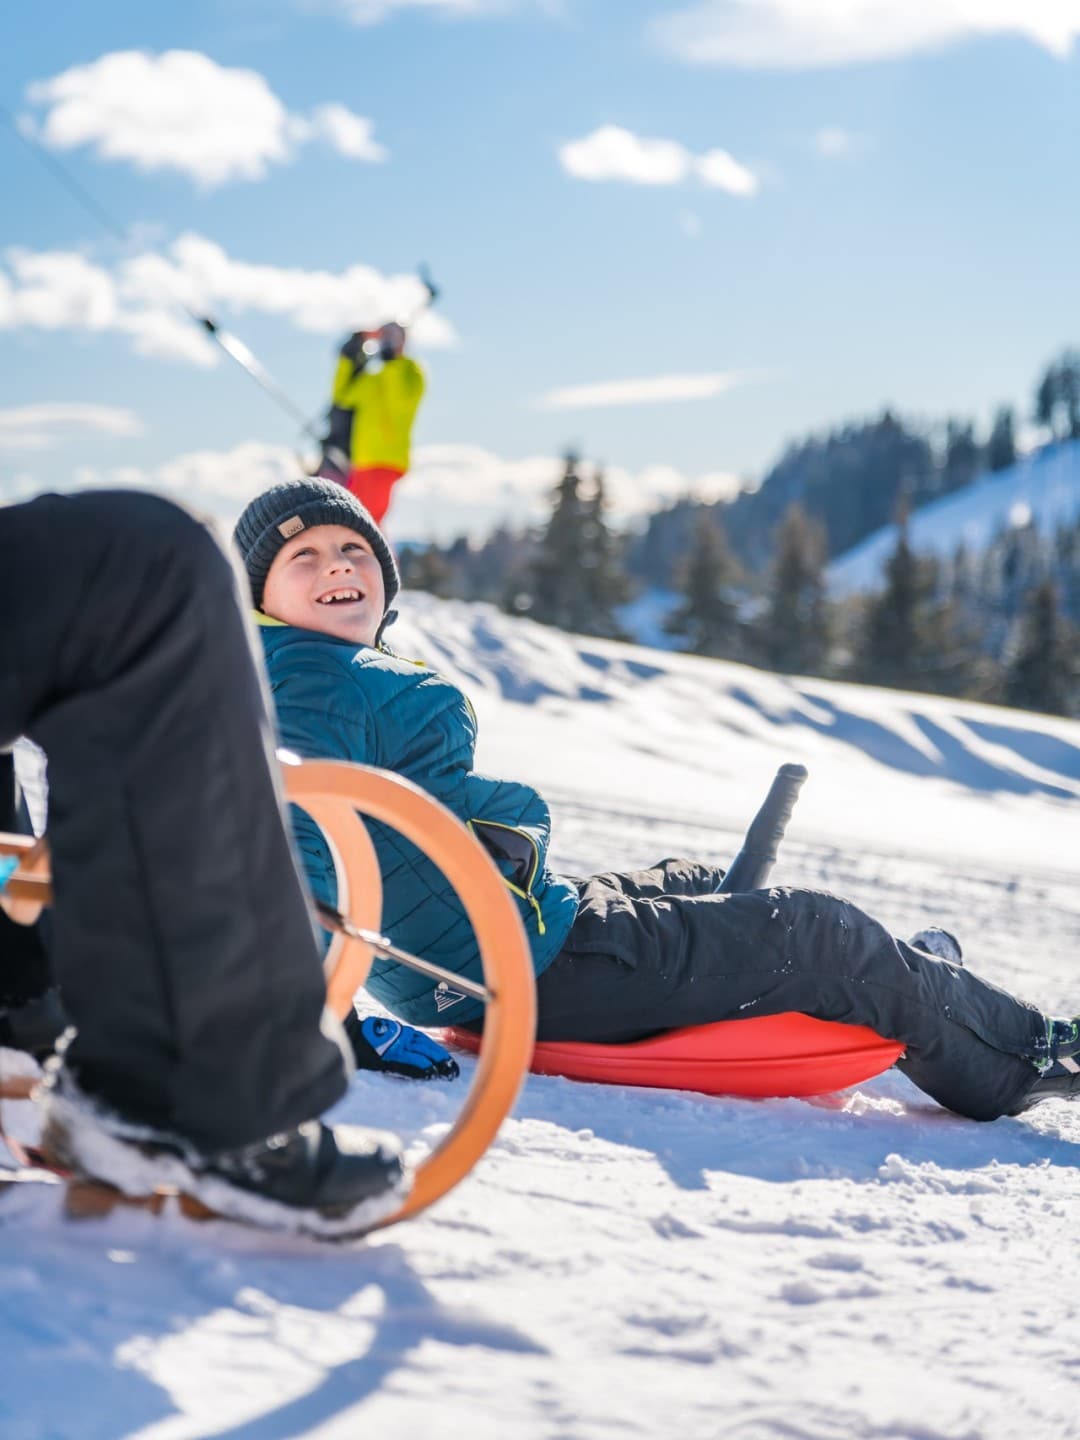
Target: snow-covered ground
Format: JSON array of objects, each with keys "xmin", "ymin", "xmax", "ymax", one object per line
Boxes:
[
  {"xmin": 828, "ymin": 437, "xmax": 1080, "ymax": 596},
  {"xmin": 4, "ymin": 593, "xmax": 1080, "ymax": 1440}
]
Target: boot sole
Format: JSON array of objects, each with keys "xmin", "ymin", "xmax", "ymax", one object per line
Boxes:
[{"xmin": 37, "ymin": 1091, "xmax": 412, "ymax": 1239}]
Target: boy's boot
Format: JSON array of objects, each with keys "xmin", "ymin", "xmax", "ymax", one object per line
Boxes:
[
  {"xmin": 909, "ymin": 927, "xmax": 963, "ymax": 965},
  {"xmin": 1008, "ymin": 1018, "xmax": 1080, "ymax": 1113}
]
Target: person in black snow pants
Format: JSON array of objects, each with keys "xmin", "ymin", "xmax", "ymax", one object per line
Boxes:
[
  {"xmin": 0, "ymin": 488, "xmax": 409, "ymax": 1236},
  {"xmin": 233, "ymin": 478, "xmax": 1080, "ymax": 1126}
]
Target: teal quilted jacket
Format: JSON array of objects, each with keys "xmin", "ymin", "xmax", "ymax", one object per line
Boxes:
[{"xmin": 259, "ymin": 620, "xmax": 579, "ymax": 1026}]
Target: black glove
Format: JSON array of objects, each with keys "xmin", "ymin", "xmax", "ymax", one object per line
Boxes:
[
  {"xmin": 344, "ymin": 1011, "xmax": 460, "ymax": 1081},
  {"xmin": 339, "ymin": 331, "xmax": 367, "ymax": 365},
  {"xmin": 378, "ymin": 321, "xmax": 406, "ymax": 361}
]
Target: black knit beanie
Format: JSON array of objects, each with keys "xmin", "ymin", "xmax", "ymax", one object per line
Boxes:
[{"xmin": 233, "ymin": 478, "xmax": 400, "ymax": 614}]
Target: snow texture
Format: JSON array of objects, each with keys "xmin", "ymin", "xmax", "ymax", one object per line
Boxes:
[{"xmin": 4, "ymin": 593, "xmax": 1080, "ymax": 1439}]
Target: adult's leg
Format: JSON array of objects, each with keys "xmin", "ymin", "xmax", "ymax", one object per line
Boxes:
[
  {"xmin": 0, "ymin": 491, "xmax": 347, "ymax": 1151},
  {"xmin": 537, "ymin": 877, "xmax": 1045, "ymax": 1120},
  {"xmin": 0, "ymin": 748, "xmax": 66, "ymax": 1056},
  {"xmin": 346, "ymin": 466, "xmax": 400, "ymax": 524},
  {"xmin": 0, "ymin": 750, "xmax": 52, "ymax": 1008}
]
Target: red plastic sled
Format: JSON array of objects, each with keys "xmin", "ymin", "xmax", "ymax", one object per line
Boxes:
[{"xmin": 444, "ymin": 1013, "xmax": 904, "ymax": 1099}]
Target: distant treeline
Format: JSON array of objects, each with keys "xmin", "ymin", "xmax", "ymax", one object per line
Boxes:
[{"xmin": 400, "ymin": 349, "xmax": 1080, "ymax": 717}]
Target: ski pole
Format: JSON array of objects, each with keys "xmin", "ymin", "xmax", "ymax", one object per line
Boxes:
[
  {"xmin": 718, "ymin": 763, "xmax": 808, "ymax": 894},
  {"xmin": 196, "ymin": 316, "xmax": 323, "ymax": 442},
  {"xmin": 2, "ymin": 105, "xmax": 324, "ymax": 444},
  {"xmin": 404, "ymin": 263, "xmax": 439, "ymax": 328}
]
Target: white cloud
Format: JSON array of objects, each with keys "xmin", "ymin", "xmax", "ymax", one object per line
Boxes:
[
  {"xmin": 559, "ymin": 125, "xmax": 758, "ymax": 195},
  {"xmin": 306, "ymin": 104, "xmax": 387, "ymax": 162},
  {"xmin": 2, "ymin": 442, "xmax": 304, "ymax": 518},
  {"xmin": 560, "ymin": 126, "xmax": 692, "ymax": 185},
  {"xmin": 538, "ymin": 371, "xmax": 746, "ymax": 410},
  {"xmin": 0, "ymin": 250, "xmax": 117, "ymax": 331},
  {"xmin": 652, "ymin": 0, "xmax": 1080, "ymax": 70},
  {"xmin": 0, "ymin": 404, "xmax": 143, "ymax": 451},
  {"xmin": 25, "ymin": 51, "xmax": 387, "ymax": 186},
  {"xmin": 812, "ymin": 126, "xmax": 860, "ymax": 157},
  {"xmin": 0, "ymin": 235, "xmax": 456, "ymax": 365},
  {"xmin": 3, "ymin": 440, "xmax": 745, "ymax": 543},
  {"xmin": 695, "ymin": 147, "xmax": 759, "ymax": 195},
  {"xmin": 1, "ymin": 442, "xmax": 304, "ymax": 520},
  {"xmin": 398, "ymin": 443, "xmax": 746, "ymax": 537},
  {"xmin": 330, "ymin": 0, "xmax": 536, "ymax": 24}
]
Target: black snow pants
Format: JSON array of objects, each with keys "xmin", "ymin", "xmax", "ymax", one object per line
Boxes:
[
  {"xmin": 0, "ymin": 490, "xmax": 347, "ymax": 1151},
  {"xmin": 536, "ymin": 859, "xmax": 1049, "ymax": 1121},
  {"xmin": 0, "ymin": 750, "xmax": 51, "ymax": 1008}
]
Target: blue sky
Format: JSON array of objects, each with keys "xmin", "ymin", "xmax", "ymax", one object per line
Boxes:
[{"xmin": 3, "ymin": 1, "xmax": 1080, "ymax": 541}]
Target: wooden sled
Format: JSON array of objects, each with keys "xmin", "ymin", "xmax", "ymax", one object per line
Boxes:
[
  {"xmin": 0, "ymin": 757, "xmax": 536, "ymax": 1233},
  {"xmin": 445, "ymin": 1013, "xmax": 904, "ymax": 1099}
]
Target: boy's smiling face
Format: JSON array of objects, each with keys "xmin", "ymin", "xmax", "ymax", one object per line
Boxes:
[{"xmin": 262, "ymin": 523, "xmax": 386, "ymax": 646}]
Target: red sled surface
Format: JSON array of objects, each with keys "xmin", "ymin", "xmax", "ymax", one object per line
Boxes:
[{"xmin": 443, "ymin": 1013, "xmax": 904, "ymax": 1099}]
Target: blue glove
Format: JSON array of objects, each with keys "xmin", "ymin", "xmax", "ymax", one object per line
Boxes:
[{"xmin": 344, "ymin": 1012, "xmax": 460, "ymax": 1081}]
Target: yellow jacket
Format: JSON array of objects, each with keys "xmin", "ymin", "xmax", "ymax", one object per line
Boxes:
[{"xmin": 331, "ymin": 355, "xmax": 426, "ymax": 472}]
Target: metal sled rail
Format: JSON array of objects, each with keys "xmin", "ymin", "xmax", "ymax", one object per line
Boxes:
[{"xmin": 0, "ymin": 758, "xmax": 536, "ymax": 1232}]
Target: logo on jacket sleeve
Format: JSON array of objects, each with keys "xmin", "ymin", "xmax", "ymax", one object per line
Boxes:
[{"xmin": 434, "ymin": 982, "xmax": 467, "ymax": 1012}]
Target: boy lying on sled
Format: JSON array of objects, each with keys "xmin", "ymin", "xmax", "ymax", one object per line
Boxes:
[{"xmin": 235, "ymin": 477, "xmax": 1080, "ymax": 1125}]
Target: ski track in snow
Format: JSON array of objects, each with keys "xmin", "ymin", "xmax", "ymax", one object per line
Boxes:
[{"xmin": 5, "ymin": 594, "xmax": 1080, "ymax": 1439}]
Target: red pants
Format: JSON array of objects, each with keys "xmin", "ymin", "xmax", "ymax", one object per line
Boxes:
[{"xmin": 345, "ymin": 466, "xmax": 404, "ymax": 524}]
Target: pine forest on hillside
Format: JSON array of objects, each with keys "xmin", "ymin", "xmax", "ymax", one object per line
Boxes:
[{"xmin": 399, "ymin": 350, "xmax": 1080, "ymax": 719}]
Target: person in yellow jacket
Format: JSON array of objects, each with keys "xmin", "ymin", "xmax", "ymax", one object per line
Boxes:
[{"xmin": 319, "ymin": 321, "xmax": 425, "ymax": 524}]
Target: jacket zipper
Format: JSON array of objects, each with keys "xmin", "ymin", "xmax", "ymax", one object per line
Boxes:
[{"xmin": 467, "ymin": 819, "xmax": 546, "ymax": 936}]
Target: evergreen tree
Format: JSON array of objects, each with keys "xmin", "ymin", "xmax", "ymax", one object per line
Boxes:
[
  {"xmin": 1003, "ymin": 581, "xmax": 1077, "ymax": 715},
  {"xmin": 1035, "ymin": 350, "xmax": 1080, "ymax": 440},
  {"xmin": 577, "ymin": 466, "xmax": 629, "ymax": 638},
  {"xmin": 854, "ymin": 519, "xmax": 923, "ymax": 688},
  {"xmin": 399, "ymin": 543, "xmax": 455, "ymax": 598},
  {"xmin": 1063, "ymin": 354, "xmax": 1080, "ymax": 440},
  {"xmin": 852, "ymin": 516, "xmax": 981, "ymax": 695},
  {"xmin": 1035, "ymin": 364, "xmax": 1057, "ymax": 435},
  {"xmin": 665, "ymin": 511, "xmax": 744, "ymax": 659},
  {"xmin": 986, "ymin": 405, "xmax": 1017, "ymax": 472},
  {"xmin": 760, "ymin": 503, "xmax": 829, "ymax": 674},
  {"xmin": 524, "ymin": 451, "xmax": 590, "ymax": 630},
  {"xmin": 942, "ymin": 420, "xmax": 980, "ymax": 493},
  {"xmin": 523, "ymin": 452, "xmax": 627, "ymax": 636}
]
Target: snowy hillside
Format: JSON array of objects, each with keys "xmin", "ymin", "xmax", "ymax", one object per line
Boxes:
[
  {"xmin": 4, "ymin": 596, "xmax": 1080, "ymax": 1440},
  {"xmin": 828, "ymin": 438, "xmax": 1080, "ymax": 595}
]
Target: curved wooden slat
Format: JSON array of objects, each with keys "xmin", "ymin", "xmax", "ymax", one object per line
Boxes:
[
  {"xmin": 3, "ymin": 763, "xmax": 538, "ymax": 1233},
  {"xmin": 282, "ymin": 760, "xmax": 536, "ymax": 1228}
]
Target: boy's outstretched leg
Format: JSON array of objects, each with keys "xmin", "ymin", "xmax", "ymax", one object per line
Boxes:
[
  {"xmin": 540, "ymin": 874, "xmax": 1066, "ymax": 1121},
  {"xmin": 0, "ymin": 490, "xmax": 409, "ymax": 1233}
]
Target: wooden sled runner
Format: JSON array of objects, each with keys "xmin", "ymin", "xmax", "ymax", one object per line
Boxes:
[{"xmin": 0, "ymin": 757, "xmax": 537, "ymax": 1234}]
